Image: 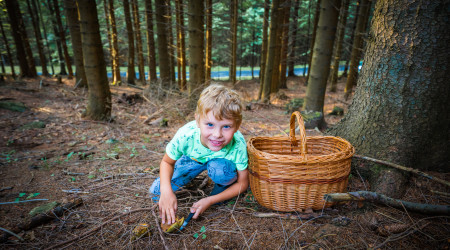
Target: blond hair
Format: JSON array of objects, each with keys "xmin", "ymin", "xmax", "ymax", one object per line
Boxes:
[{"xmin": 195, "ymin": 84, "xmax": 243, "ymax": 127}]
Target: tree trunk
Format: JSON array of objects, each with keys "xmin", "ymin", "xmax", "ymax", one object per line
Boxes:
[
  {"xmin": 304, "ymin": 0, "xmax": 341, "ymax": 117},
  {"xmin": 205, "ymin": 0, "xmax": 212, "ymax": 83},
  {"xmin": 344, "ymin": 0, "xmax": 370, "ymax": 100},
  {"xmin": 123, "ymin": 0, "xmax": 136, "ymax": 84},
  {"xmin": 5, "ymin": 0, "xmax": 36, "ymax": 77},
  {"xmin": 108, "ymin": 0, "xmax": 121, "ymax": 85},
  {"xmin": 176, "ymin": 0, "xmax": 187, "ymax": 90},
  {"xmin": 64, "ymin": 0, "xmax": 87, "ymax": 88},
  {"xmin": 287, "ymin": 0, "xmax": 300, "ymax": 77},
  {"xmin": 77, "ymin": 0, "xmax": 111, "ymax": 121},
  {"xmin": 329, "ymin": 0, "xmax": 350, "ymax": 92},
  {"xmin": 261, "ymin": 0, "xmax": 280, "ymax": 103},
  {"xmin": 229, "ymin": 0, "xmax": 238, "ymax": 84},
  {"xmin": 258, "ymin": 0, "xmax": 270, "ymax": 100},
  {"xmin": 187, "ymin": 0, "xmax": 204, "ymax": 96},
  {"xmin": 167, "ymin": 2, "xmax": 176, "ymax": 84},
  {"xmin": 46, "ymin": 0, "xmax": 67, "ymax": 76},
  {"xmin": 26, "ymin": 0, "xmax": 49, "ymax": 77},
  {"xmin": 145, "ymin": 0, "xmax": 157, "ymax": 83},
  {"xmin": 132, "ymin": 0, "xmax": 145, "ymax": 83},
  {"xmin": 305, "ymin": 0, "xmax": 321, "ymax": 85},
  {"xmin": 52, "ymin": 0, "xmax": 73, "ymax": 79},
  {"xmin": 103, "ymin": 0, "xmax": 113, "ymax": 81},
  {"xmin": 36, "ymin": 0, "xmax": 54, "ymax": 75},
  {"xmin": 0, "ymin": 17, "xmax": 16, "ymax": 77},
  {"xmin": 155, "ymin": 0, "xmax": 171, "ymax": 83},
  {"xmin": 279, "ymin": 0, "xmax": 291, "ymax": 89},
  {"xmin": 328, "ymin": 0, "xmax": 450, "ymax": 197},
  {"xmin": 270, "ymin": 0, "xmax": 284, "ymax": 94}
]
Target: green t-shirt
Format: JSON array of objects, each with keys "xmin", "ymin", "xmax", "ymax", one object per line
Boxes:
[{"xmin": 166, "ymin": 121, "xmax": 248, "ymax": 171}]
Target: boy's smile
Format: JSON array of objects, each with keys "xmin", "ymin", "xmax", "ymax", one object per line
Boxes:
[{"xmin": 196, "ymin": 111, "xmax": 238, "ymax": 151}]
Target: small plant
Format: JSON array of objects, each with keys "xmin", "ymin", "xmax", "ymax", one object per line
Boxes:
[
  {"xmin": 285, "ymin": 98, "xmax": 304, "ymax": 114},
  {"xmin": 65, "ymin": 152, "xmax": 74, "ymax": 162},
  {"xmin": 193, "ymin": 226, "xmax": 207, "ymax": 239}
]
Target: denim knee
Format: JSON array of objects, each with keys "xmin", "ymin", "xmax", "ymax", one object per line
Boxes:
[{"xmin": 207, "ymin": 158, "xmax": 237, "ymax": 186}]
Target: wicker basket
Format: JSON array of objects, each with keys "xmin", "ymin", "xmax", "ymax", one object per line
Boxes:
[{"xmin": 247, "ymin": 111, "xmax": 354, "ymax": 211}]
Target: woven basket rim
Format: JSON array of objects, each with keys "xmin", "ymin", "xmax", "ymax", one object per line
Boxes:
[{"xmin": 248, "ymin": 135, "xmax": 355, "ymax": 163}]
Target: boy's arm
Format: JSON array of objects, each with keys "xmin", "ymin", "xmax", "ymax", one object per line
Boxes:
[
  {"xmin": 159, "ymin": 153, "xmax": 177, "ymax": 224},
  {"xmin": 191, "ymin": 169, "xmax": 249, "ymax": 219}
]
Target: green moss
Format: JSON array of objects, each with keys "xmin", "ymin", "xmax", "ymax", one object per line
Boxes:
[
  {"xmin": 285, "ymin": 98, "xmax": 304, "ymax": 114},
  {"xmin": 0, "ymin": 101, "xmax": 28, "ymax": 112},
  {"xmin": 301, "ymin": 111, "xmax": 322, "ymax": 122},
  {"xmin": 20, "ymin": 121, "xmax": 46, "ymax": 130}
]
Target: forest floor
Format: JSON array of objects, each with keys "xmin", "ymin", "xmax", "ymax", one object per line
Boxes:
[{"xmin": 0, "ymin": 76, "xmax": 448, "ymax": 249}]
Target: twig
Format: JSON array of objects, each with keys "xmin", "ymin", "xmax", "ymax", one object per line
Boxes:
[
  {"xmin": 231, "ymin": 213, "xmax": 250, "ymax": 250},
  {"xmin": 0, "ymin": 187, "xmax": 13, "ymax": 192},
  {"xmin": 252, "ymin": 212, "xmax": 318, "ymax": 220},
  {"xmin": 431, "ymin": 190, "xmax": 450, "ymax": 197},
  {"xmin": 354, "ymin": 154, "xmax": 450, "ymax": 188},
  {"xmin": 63, "ymin": 170, "xmax": 86, "ymax": 176},
  {"xmin": 151, "ymin": 208, "xmax": 169, "ymax": 250},
  {"xmin": 46, "ymin": 207, "xmax": 156, "ymax": 250},
  {"xmin": 62, "ymin": 189, "xmax": 90, "ymax": 194},
  {"xmin": 324, "ymin": 191, "xmax": 450, "ymax": 215},
  {"xmin": 0, "ymin": 227, "xmax": 23, "ymax": 241},
  {"xmin": 0, "ymin": 199, "xmax": 49, "ymax": 205}
]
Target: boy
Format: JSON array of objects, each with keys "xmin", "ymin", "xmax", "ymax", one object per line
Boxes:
[{"xmin": 149, "ymin": 84, "xmax": 249, "ymax": 225}]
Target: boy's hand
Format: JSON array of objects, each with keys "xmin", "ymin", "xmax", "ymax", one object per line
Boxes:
[
  {"xmin": 191, "ymin": 197, "xmax": 212, "ymax": 219},
  {"xmin": 159, "ymin": 191, "xmax": 177, "ymax": 225}
]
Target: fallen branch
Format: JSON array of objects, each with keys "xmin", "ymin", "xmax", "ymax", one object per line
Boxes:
[
  {"xmin": 324, "ymin": 191, "xmax": 450, "ymax": 215},
  {"xmin": 252, "ymin": 212, "xmax": 318, "ymax": 220},
  {"xmin": 46, "ymin": 206, "xmax": 156, "ymax": 250},
  {"xmin": 0, "ymin": 198, "xmax": 83, "ymax": 243},
  {"xmin": 354, "ymin": 154, "xmax": 450, "ymax": 188},
  {"xmin": 151, "ymin": 208, "xmax": 169, "ymax": 250},
  {"xmin": 0, "ymin": 199, "xmax": 49, "ymax": 205}
]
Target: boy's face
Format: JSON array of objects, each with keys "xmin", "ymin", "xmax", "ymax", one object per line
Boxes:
[{"xmin": 196, "ymin": 111, "xmax": 238, "ymax": 151}]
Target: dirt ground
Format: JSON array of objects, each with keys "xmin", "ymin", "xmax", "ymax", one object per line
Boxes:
[{"xmin": 0, "ymin": 76, "xmax": 449, "ymax": 249}]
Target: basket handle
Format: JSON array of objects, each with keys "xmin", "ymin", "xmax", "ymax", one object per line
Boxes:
[{"xmin": 289, "ymin": 111, "xmax": 307, "ymax": 158}]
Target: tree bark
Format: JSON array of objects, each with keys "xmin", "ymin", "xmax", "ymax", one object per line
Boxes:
[
  {"xmin": 26, "ymin": 0, "xmax": 49, "ymax": 76},
  {"xmin": 328, "ymin": 0, "xmax": 450, "ymax": 197},
  {"xmin": 229, "ymin": 0, "xmax": 238, "ymax": 84},
  {"xmin": 329, "ymin": 0, "xmax": 350, "ymax": 92},
  {"xmin": 258, "ymin": 0, "xmax": 270, "ymax": 100},
  {"xmin": 65, "ymin": 0, "xmax": 87, "ymax": 88},
  {"xmin": 145, "ymin": 0, "xmax": 157, "ymax": 83},
  {"xmin": 175, "ymin": 0, "xmax": 187, "ymax": 90},
  {"xmin": 261, "ymin": 0, "xmax": 280, "ymax": 103},
  {"xmin": 344, "ymin": 0, "xmax": 371, "ymax": 100},
  {"xmin": 103, "ymin": 0, "xmax": 113, "ymax": 79},
  {"xmin": 36, "ymin": 0, "xmax": 54, "ymax": 75},
  {"xmin": 279, "ymin": 0, "xmax": 291, "ymax": 89},
  {"xmin": 5, "ymin": 0, "xmax": 36, "ymax": 77},
  {"xmin": 304, "ymin": 0, "xmax": 341, "ymax": 115},
  {"xmin": 187, "ymin": 0, "xmax": 205, "ymax": 96},
  {"xmin": 77, "ymin": 0, "xmax": 111, "ymax": 121},
  {"xmin": 270, "ymin": 2, "xmax": 283, "ymax": 94},
  {"xmin": 205, "ymin": 0, "xmax": 212, "ymax": 83},
  {"xmin": 46, "ymin": 0, "xmax": 67, "ymax": 76},
  {"xmin": 108, "ymin": 0, "xmax": 121, "ymax": 85},
  {"xmin": 132, "ymin": 0, "xmax": 145, "ymax": 84},
  {"xmin": 305, "ymin": 0, "xmax": 321, "ymax": 85},
  {"xmin": 287, "ymin": 0, "xmax": 300, "ymax": 77},
  {"xmin": 155, "ymin": 0, "xmax": 171, "ymax": 83},
  {"xmin": 0, "ymin": 17, "xmax": 16, "ymax": 77},
  {"xmin": 166, "ymin": 2, "xmax": 175, "ymax": 84},
  {"xmin": 52, "ymin": 0, "xmax": 73, "ymax": 79},
  {"xmin": 123, "ymin": 0, "xmax": 136, "ymax": 84}
]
